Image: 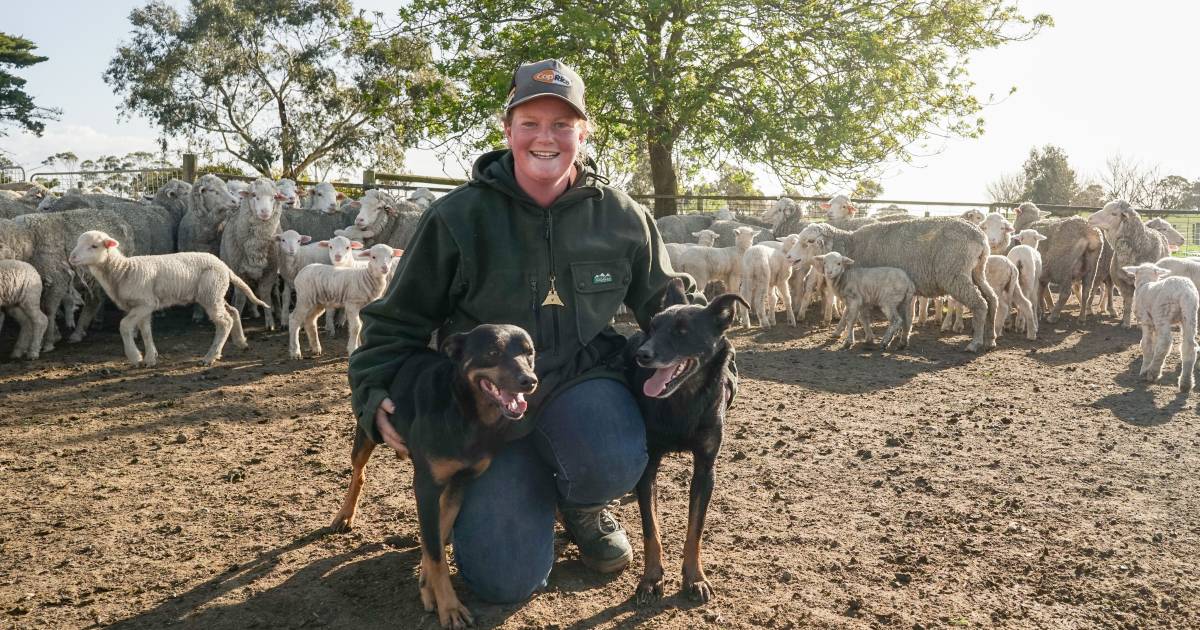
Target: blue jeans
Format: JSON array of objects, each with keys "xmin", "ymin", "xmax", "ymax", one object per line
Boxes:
[{"xmin": 451, "ymin": 378, "xmax": 648, "ymax": 603}]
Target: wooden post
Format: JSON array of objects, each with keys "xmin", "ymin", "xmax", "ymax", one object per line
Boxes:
[
  {"xmin": 362, "ymin": 168, "xmax": 376, "ymax": 192},
  {"xmin": 182, "ymin": 153, "xmax": 197, "ymax": 183}
]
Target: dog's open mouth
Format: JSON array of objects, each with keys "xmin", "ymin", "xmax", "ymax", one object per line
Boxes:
[
  {"xmin": 480, "ymin": 378, "xmax": 528, "ymax": 419},
  {"xmin": 642, "ymin": 358, "xmax": 697, "ymax": 398}
]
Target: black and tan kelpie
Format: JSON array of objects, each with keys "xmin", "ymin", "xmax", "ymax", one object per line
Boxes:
[
  {"xmin": 330, "ymin": 323, "xmax": 538, "ymax": 629},
  {"xmin": 626, "ymin": 279, "xmax": 748, "ymax": 604}
]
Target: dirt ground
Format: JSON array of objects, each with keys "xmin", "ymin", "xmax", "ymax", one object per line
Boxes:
[{"xmin": 1, "ymin": 305, "xmax": 1197, "ymax": 630}]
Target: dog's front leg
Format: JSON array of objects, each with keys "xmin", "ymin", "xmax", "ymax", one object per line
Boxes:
[
  {"xmin": 635, "ymin": 451, "xmax": 666, "ymax": 605},
  {"xmin": 330, "ymin": 427, "xmax": 376, "ymax": 532},
  {"xmin": 682, "ymin": 449, "xmax": 718, "ymax": 602},
  {"xmin": 415, "ymin": 469, "xmax": 473, "ymax": 629}
]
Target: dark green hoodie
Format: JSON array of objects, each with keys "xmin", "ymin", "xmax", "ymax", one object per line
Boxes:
[{"xmin": 348, "ymin": 149, "xmax": 698, "ymax": 442}]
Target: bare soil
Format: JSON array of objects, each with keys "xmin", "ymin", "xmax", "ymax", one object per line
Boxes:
[{"xmin": 1, "ymin": 306, "xmax": 1197, "ymax": 629}]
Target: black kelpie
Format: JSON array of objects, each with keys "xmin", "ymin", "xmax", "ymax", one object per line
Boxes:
[
  {"xmin": 330, "ymin": 324, "xmax": 538, "ymax": 629},
  {"xmin": 626, "ymin": 279, "xmax": 747, "ymax": 604}
]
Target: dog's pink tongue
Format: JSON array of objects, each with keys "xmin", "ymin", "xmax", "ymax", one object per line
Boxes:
[
  {"xmin": 499, "ymin": 391, "xmax": 528, "ymax": 416},
  {"xmin": 643, "ymin": 364, "xmax": 678, "ymax": 398}
]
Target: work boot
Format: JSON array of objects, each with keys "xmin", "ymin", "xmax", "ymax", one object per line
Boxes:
[{"xmin": 560, "ymin": 503, "xmax": 632, "ymax": 573}]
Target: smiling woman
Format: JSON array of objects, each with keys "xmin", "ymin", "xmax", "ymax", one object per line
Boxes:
[{"xmin": 346, "ymin": 59, "xmax": 706, "ymax": 616}]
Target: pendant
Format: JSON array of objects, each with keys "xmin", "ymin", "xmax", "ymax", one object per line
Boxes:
[{"xmin": 542, "ymin": 275, "xmax": 565, "ymax": 307}]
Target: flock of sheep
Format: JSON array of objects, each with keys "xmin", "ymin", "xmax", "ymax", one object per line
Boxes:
[
  {"xmin": 660, "ymin": 195, "xmax": 1200, "ymax": 392},
  {"xmin": 1, "ymin": 176, "xmax": 1198, "ymax": 392},
  {"xmin": 0, "ymin": 176, "xmax": 431, "ymax": 365}
]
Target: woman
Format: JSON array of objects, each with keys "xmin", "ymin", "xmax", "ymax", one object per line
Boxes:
[{"xmin": 348, "ymin": 59, "xmax": 698, "ymax": 603}]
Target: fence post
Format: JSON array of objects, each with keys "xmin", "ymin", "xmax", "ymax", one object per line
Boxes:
[
  {"xmin": 182, "ymin": 153, "xmax": 197, "ymax": 183},
  {"xmin": 362, "ymin": 168, "xmax": 376, "ymax": 191}
]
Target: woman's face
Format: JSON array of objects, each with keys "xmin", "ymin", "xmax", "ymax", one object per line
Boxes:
[{"xmin": 504, "ymin": 97, "xmax": 588, "ymax": 190}]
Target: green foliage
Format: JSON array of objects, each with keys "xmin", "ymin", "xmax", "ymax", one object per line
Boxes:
[
  {"xmin": 689, "ymin": 163, "xmax": 762, "ymax": 197},
  {"xmin": 1069, "ymin": 182, "xmax": 1105, "ymax": 208},
  {"xmin": 986, "ymin": 170, "xmax": 1027, "ymax": 204},
  {"xmin": 105, "ymin": 0, "xmax": 453, "ymax": 178},
  {"xmin": 1021, "ymin": 145, "xmax": 1077, "ymax": 205},
  {"xmin": 0, "ymin": 33, "xmax": 60, "ymax": 136},
  {"xmin": 402, "ymin": 0, "xmax": 1050, "ymax": 215}
]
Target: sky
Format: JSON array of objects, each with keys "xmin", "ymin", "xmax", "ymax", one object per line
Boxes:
[{"xmin": 2, "ymin": 1, "xmax": 1197, "ymax": 203}]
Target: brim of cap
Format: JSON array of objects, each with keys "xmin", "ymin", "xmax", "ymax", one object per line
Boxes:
[{"xmin": 505, "ymin": 93, "xmax": 588, "ymax": 120}]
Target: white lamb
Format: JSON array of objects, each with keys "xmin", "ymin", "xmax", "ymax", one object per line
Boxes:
[
  {"xmin": 289, "ymin": 243, "xmax": 403, "ymax": 359},
  {"xmin": 814, "ymin": 251, "xmax": 914, "ymax": 350},
  {"xmin": 275, "ymin": 231, "xmax": 362, "ymax": 326},
  {"xmin": 1122, "ymin": 263, "xmax": 1199, "ymax": 392},
  {"xmin": 1146, "ymin": 218, "xmax": 1185, "ymax": 253},
  {"xmin": 669, "ymin": 226, "xmax": 756, "ymax": 295},
  {"xmin": 1007, "ymin": 232, "xmax": 1046, "ymax": 336},
  {"xmin": 69, "ymin": 230, "xmax": 270, "ymax": 367},
  {"xmin": 979, "ymin": 212, "xmax": 1015, "ymax": 254},
  {"xmin": 739, "ymin": 234, "xmax": 801, "ymax": 327},
  {"xmin": 0, "ymin": 260, "xmax": 48, "ymax": 360}
]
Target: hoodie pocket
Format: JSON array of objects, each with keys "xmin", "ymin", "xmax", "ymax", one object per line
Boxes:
[{"xmin": 570, "ymin": 260, "xmax": 631, "ymax": 344}]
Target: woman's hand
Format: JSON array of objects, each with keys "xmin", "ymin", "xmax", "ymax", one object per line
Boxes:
[{"xmin": 374, "ymin": 397, "xmax": 409, "ymax": 459}]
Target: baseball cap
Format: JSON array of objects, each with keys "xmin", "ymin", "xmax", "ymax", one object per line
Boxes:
[{"xmin": 505, "ymin": 59, "xmax": 588, "ymax": 120}]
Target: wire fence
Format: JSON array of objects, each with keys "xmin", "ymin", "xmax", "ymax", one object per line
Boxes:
[
  {"xmin": 29, "ymin": 168, "xmax": 180, "ymax": 200},
  {"xmin": 0, "ymin": 165, "xmax": 25, "ymax": 184}
]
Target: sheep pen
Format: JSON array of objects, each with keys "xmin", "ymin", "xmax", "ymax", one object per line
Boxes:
[{"xmin": 2, "ymin": 295, "xmax": 1197, "ymax": 629}]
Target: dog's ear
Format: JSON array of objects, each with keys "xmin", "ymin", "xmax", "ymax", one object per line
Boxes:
[
  {"xmin": 662, "ymin": 277, "xmax": 688, "ymax": 308},
  {"xmin": 707, "ymin": 293, "xmax": 750, "ymax": 331},
  {"xmin": 440, "ymin": 332, "xmax": 467, "ymax": 362}
]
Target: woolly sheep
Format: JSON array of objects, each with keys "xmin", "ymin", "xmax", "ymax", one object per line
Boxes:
[
  {"xmin": 665, "ymin": 229, "xmax": 720, "ymax": 278},
  {"xmin": 985, "ymin": 255, "xmax": 1036, "ymax": 341},
  {"xmin": 980, "ymin": 213, "xmax": 1015, "ymax": 254},
  {"xmin": 279, "ymin": 182, "xmax": 360, "ymax": 242},
  {"xmin": 0, "ymin": 260, "xmax": 48, "ymax": 359},
  {"xmin": 1013, "ymin": 201, "xmax": 1049, "ymax": 231},
  {"xmin": 739, "ymin": 234, "xmax": 801, "ymax": 327},
  {"xmin": 670, "ymin": 226, "xmax": 756, "ymax": 298},
  {"xmin": 656, "ymin": 214, "xmax": 715, "ymax": 244},
  {"xmin": 288, "ymin": 243, "xmax": 403, "ymax": 358},
  {"xmin": 1088, "ymin": 200, "xmax": 1170, "ymax": 327},
  {"xmin": 1025, "ymin": 216, "xmax": 1103, "ymax": 323},
  {"xmin": 1007, "ymin": 231, "xmax": 1046, "ymax": 337},
  {"xmin": 822, "ymin": 194, "xmax": 877, "ymax": 231},
  {"xmin": 151, "ymin": 179, "xmax": 193, "ymax": 224},
  {"xmin": 334, "ymin": 189, "xmax": 426, "ymax": 250},
  {"xmin": 787, "ymin": 218, "xmax": 997, "ymax": 352},
  {"xmin": 960, "ymin": 208, "xmax": 985, "ymax": 225},
  {"xmin": 275, "ymin": 231, "xmax": 361, "ymax": 330},
  {"xmin": 220, "ymin": 177, "xmax": 286, "ymax": 329},
  {"xmin": 69, "ymin": 230, "xmax": 269, "ymax": 367},
  {"xmin": 1146, "ymin": 217, "xmax": 1185, "ymax": 253},
  {"xmin": 1154, "ymin": 257, "xmax": 1200, "ymax": 293},
  {"xmin": 276, "ymin": 179, "xmax": 302, "ymax": 209},
  {"xmin": 813, "ymin": 251, "xmax": 914, "ymax": 351},
  {"xmin": 408, "ymin": 188, "xmax": 437, "ymax": 210},
  {"xmin": 1121, "ymin": 262, "xmax": 1198, "ymax": 392},
  {"xmin": 701, "ymin": 219, "xmax": 773, "ymax": 249}
]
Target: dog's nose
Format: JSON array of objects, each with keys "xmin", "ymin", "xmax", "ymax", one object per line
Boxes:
[
  {"xmin": 635, "ymin": 347, "xmax": 654, "ymax": 364},
  {"xmin": 519, "ymin": 374, "xmax": 538, "ymax": 390}
]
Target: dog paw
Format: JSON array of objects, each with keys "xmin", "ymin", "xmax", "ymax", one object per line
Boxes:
[
  {"xmin": 438, "ymin": 601, "xmax": 474, "ymax": 629},
  {"xmin": 685, "ymin": 578, "xmax": 713, "ymax": 603},
  {"xmin": 635, "ymin": 577, "xmax": 664, "ymax": 605},
  {"xmin": 329, "ymin": 511, "xmax": 355, "ymax": 533}
]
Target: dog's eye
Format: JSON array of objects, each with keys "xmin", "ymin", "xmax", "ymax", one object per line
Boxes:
[{"xmin": 488, "ymin": 350, "xmax": 500, "ymax": 358}]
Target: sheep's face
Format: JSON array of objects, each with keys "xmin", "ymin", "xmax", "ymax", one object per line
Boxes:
[
  {"xmin": 1146, "ymin": 218, "xmax": 1184, "ymax": 252},
  {"xmin": 1015, "ymin": 229, "xmax": 1047, "ymax": 249},
  {"xmin": 36, "ymin": 195, "xmax": 56, "ymax": 212},
  {"xmin": 353, "ymin": 190, "xmax": 395, "ymax": 227},
  {"xmin": 1121, "ymin": 263, "xmax": 1170, "ymax": 287},
  {"xmin": 356, "ymin": 243, "xmax": 403, "ymax": 275},
  {"xmin": 275, "ymin": 230, "xmax": 311, "ymax": 257},
  {"xmin": 1087, "ymin": 200, "xmax": 1132, "ymax": 233},
  {"xmin": 158, "ymin": 180, "xmax": 191, "ymax": 204},
  {"xmin": 409, "ymin": 188, "xmax": 435, "ymax": 210},
  {"xmin": 815, "ymin": 252, "xmax": 852, "ymax": 280},
  {"xmin": 691, "ymin": 229, "xmax": 719, "ymax": 247},
  {"xmin": 962, "ymin": 209, "xmax": 985, "ymax": 225},
  {"xmin": 302, "ymin": 183, "xmax": 338, "ymax": 214},
  {"xmin": 69, "ymin": 230, "xmax": 121, "ymax": 266},
  {"xmin": 1015, "ymin": 202, "xmax": 1040, "ymax": 221},
  {"xmin": 981, "ymin": 213, "xmax": 1015, "ymax": 252},
  {"xmin": 321, "ymin": 235, "xmax": 362, "ymax": 266},
  {"xmin": 733, "ymin": 226, "xmax": 757, "ymax": 250},
  {"xmin": 821, "ymin": 195, "xmax": 855, "ymax": 220},
  {"xmin": 195, "ymin": 175, "xmax": 238, "ymax": 216},
  {"xmin": 786, "ymin": 226, "xmax": 828, "ymax": 265},
  {"xmin": 275, "ymin": 179, "xmax": 300, "ymax": 209},
  {"xmin": 242, "ymin": 178, "xmax": 283, "ymax": 222}
]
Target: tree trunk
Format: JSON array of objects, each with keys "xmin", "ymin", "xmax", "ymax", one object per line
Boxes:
[{"xmin": 647, "ymin": 137, "xmax": 678, "ymax": 218}]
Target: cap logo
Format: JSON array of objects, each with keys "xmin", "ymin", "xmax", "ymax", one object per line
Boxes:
[{"xmin": 533, "ymin": 68, "xmax": 571, "ymax": 87}]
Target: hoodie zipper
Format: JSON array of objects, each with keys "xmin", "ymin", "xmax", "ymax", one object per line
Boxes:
[{"xmin": 543, "ymin": 209, "xmax": 560, "ymax": 355}]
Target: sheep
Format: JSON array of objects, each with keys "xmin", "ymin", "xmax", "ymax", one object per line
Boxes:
[
  {"xmin": 876, "ymin": 205, "xmax": 913, "ymax": 219},
  {"xmin": 1007, "ymin": 230, "xmax": 1046, "ymax": 337},
  {"xmin": 707, "ymin": 219, "xmax": 773, "ymax": 248},
  {"xmin": 1012, "ymin": 201, "xmax": 1050, "ymax": 231},
  {"xmin": 980, "ymin": 213, "xmax": 1016, "ymax": 254},
  {"xmin": 226, "ymin": 180, "xmax": 250, "ymax": 196},
  {"xmin": 656, "ymin": 214, "xmax": 715, "ymax": 244},
  {"xmin": 1087, "ymin": 200, "xmax": 1171, "ymax": 327},
  {"xmin": 220, "ymin": 177, "xmax": 285, "ymax": 330},
  {"xmin": 0, "ymin": 186, "xmax": 49, "ymax": 218},
  {"xmin": 813, "ymin": 251, "xmax": 914, "ymax": 350},
  {"xmin": 6, "ymin": 208, "xmax": 138, "ymax": 348},
  {"xmin": 669, "ymin": 226, "xmax": 757, "ymax": 302},
  {"xmin": 0, "ymin": 260, "xmax": 48, "ymax": 359},
  {"xmin": 1154, "ymin": 257, "xmax": 1200, "ymax": 292},
  {"xmin": 787, "ymin": 218, "xmax": 997, "ymax": 352},
  {"xmin": 984, "ymin": 255, "xmax": 1036, "ymax": 341},
  {"xmin": 822, "ymin": 194, "xmax": 877, "ymax": 231},
  {"xmin": 1025, "ymin": 216, "xmax": 1103, "ymax": 323},
  {"xmin": 1121, "ymin": 263, "xmax": 1199, "ymax": 392},
  {"xmin": 333, "ymin": 189, "xmax": 425, "ymax": 249},
  {"xmin": 36, "ymin": 191, "xmax": 136, "ymax": 213},
  {"xmin": 178, "ymin": 174, "xmax": 239, "ymax": 256},
  {"xmin": 275, "ymin": 231, "xmax": 361, "ymax": 331},
  {"xmin": 1146, "ymin": 217, "xmax": 1185, "ymax": 253},
  {"xmin": 279, "ymin": 182, "xmax": 360, "ymax": 242},
  {"xmin": 740, "ymin": 234, "xmax": 801, "ymax": 327},
  {"xmin": 150, "ymin": 179, "xmax": 193, "ymax": 224},
  {"xmin": 288, "ymin": 243, "xmax": 403, "ymax": 359},
  {"xmin": 35, "ymin": 186, "xmax": 181, "ymax": 255},
  {"xmin": 665, "ymin": 230, "xmax": 719, "ymax": 276},
  {"xmin": 408, "ymin": 187, "xmax": 437, "ymax": 210},
  {"xmin": 959, "ymin": 208, "xmax": 985, "ymax": 226},
  {"xmin": 276, "ymin": 179, "xmax": 302, "ymax": 209},
  {"xmin": 69, "ymin": 230, "xmax": 269, "ymax": 367}
]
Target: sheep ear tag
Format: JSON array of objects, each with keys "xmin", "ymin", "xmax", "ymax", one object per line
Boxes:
[{"xmin": 542, "ymin": 276, "xmax": 565, "ymax": 307}]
